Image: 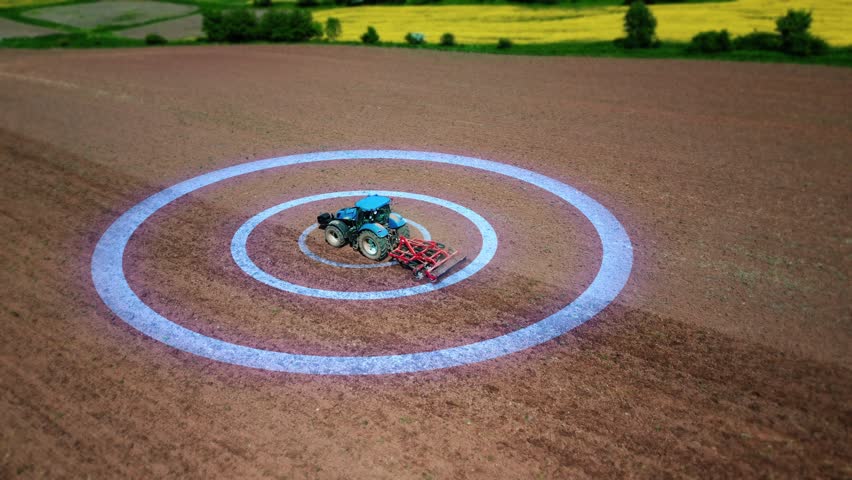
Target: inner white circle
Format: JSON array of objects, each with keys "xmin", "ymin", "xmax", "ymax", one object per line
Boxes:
[
  {"xmin": 230, "ymin": 190, "xmax": 499, "ymax": 300},
  {"xmin": 298, "ymin": 219, "xmax": 431, "ymax": 269}
]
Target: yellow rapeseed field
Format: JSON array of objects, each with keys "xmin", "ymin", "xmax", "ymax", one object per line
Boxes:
[{"xmin": 313, "ymin": 0, "xmax": 852, "ymax": 46}]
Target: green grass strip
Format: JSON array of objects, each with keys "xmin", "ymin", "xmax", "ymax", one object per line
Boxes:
[{"xmin": 2, "ymin": 33, "xmax": 850, "ymax": 67}]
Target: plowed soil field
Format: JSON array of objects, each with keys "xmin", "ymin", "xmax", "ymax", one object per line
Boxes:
[{"xmin": 1, "ymin": 46, "xmax": 850, "ymax": 478}]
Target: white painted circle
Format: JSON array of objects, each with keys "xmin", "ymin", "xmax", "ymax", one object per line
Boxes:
[{"xmin": 230, "ymin": 190, "xmax": 498, "ymax": 300}]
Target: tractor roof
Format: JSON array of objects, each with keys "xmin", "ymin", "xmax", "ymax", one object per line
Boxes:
[{"xmin": 356, "ymin": 195, "xmax": 391, "ymax": 211}]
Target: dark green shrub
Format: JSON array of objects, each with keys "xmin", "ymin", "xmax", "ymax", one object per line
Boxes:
[
  {"xmin": 497, "ymin": 37, "xmax": 512, "ymax": 49},
  {"xmin": 202, "ymin": 8, "xmax": 259, "ymax": 43},
  {"xmin": 259, "ymin": 9, "xmax": 320, "ymax": 42},
  {"xmin": 623, "ymin": 0, "xmax": 688, "ymax": 4},
  {"xmin": 253, "ymin": 0, "xmax": 272, "ymax": 7},
  {"xmin": 775, "ymin": 9, "xmax": 827, "ymax": 56},
  {"xmin": 440, "ymin": 32, "xmax": 456, "ymax": 46},
  {"xmin": 782, "ymin": 32, "xmax": 828, "ymax": 55},
  {"xmin": 325, "ymin": 17, "xmax": 342, "ymax": 40},
  {"xmin": 775, "ymin": 9, "xmax": 811, "ymax": 38},
  {"xmin": 732, "ymin": 31, "xmax": 782, "ymax": 51},
  {"xmin": 297, "ymin": 0, "xmax": 319, "ymax": 6},
  {"xmin": 201, "ymin": 8, "xmax": 226, "ymax": 42},
  {"xmin": 405, "ymin": 32, "xmax": 425, "ymax": 45},
  {"xmin": 225, "ymin": 9, "xmax": 258, "ymax": 42},
  {"xmin": 144, "ymin": 33, "xmax": 168, "ymax": 45},
  {"xmin": 621, "ymin": 1, "xmax": 658, "ymax": 48},
  {"xmin": 805, "ymin": 35, "xmax": 828, "ymax": 55},
  {"xmin": 361, "ymin": 26, "xmax": 379, "ymax": 44},
  {"xmin": 687, "ymin": 29, "xmax": 731, "ymax": 53}
]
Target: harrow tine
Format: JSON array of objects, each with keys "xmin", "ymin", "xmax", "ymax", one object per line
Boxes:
[
  {"xmin": 425, "ymin": 253, "xmax": 465, "ymax": 281},
  {"xmin": 389, "ymin": 236, "xmax": 464, "ymax": 282}
]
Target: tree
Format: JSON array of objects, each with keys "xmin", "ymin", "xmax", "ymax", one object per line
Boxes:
[
  {"xmin": 258, "ymin": 9, "xmax": 320, "ymax": 42},
  {"xmin": 201, "ymin": 8, "xmax": 226, "ymax": 42},
  {"xmin": 325, "ymin": 17, "xmax": 342, "ymax": 41},
  {"xmin": 361, "ymin": 26, "xmax": 379, "ymax": 44},
  {"xmin": 622, "ymin": 1, "xmax": 658, "ymax": 48},
  {"xmin": 222, "ymin": 8, "xmax": 258, "ymax": 43},
  {"xmin": 775, "ymin": 9, "xmax": 827, "ymax": 56}
]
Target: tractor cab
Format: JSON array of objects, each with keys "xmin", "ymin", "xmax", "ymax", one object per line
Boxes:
[{"xmin": 354, "ymin": 195, "xmax": 392, "ymax": 225}]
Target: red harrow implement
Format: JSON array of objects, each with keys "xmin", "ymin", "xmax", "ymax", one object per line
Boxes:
[{"xmin": 389, "ymin": 236, "xmax": 465, "ymax": 282}]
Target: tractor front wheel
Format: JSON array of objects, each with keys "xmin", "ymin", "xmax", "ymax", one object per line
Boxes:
[
  {"xmin": 358, "ymin": 231, "xmax": 390, "ymax": 261},
  {"xmin": 325, "ymin": 224, "xmax": 347, "ymax": 248}
]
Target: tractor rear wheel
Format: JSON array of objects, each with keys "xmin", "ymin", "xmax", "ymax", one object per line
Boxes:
[
  {"xmin": 396, "ymin": 224, "xmax": 410, "ymax": 239},
  {"xmin": 325, "ymin": 224, "xmax": 347, "ymax": 248},
  {"xmin": 358, "ymin": 231, "xmax": 390, "ymax": 261}
]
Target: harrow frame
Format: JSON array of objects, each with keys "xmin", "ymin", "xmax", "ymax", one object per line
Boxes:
[{"xmin": 389, "ymin": 236, "xmax": 465, "ymax": 282}]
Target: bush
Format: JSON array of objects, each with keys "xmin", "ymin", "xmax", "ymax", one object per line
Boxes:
[
  {"xmin": 732, "ymin": 31, "xmax": 782, "ymax": 51},
  {"xmin": 687, "ymin": 29, "xmax": 731, "ymax": 53},
  {"xmin": 253, "ymin": 0, "xmax": 272, "ymax": 7},
  {"xmin": 775, "ymin": 9, "xmax": 827, "ymax": 56},
  {"xmin": 621, "ymin": 1, "xmax": 658, "ymax": 48},
  {"xmin": 361, "ymin": 26, "xmax": 379, "ymax": 44},
  {"xmin": 497, "ymin": 37, "xmax": 512, "ymax": 49},
  {"xmin": 144, "ymin": 33, "xmax": 167, "ymax": 45},
  {"xmin": 202, "ymin": 8, "xmax": 258, "ymax": 43},
  {"xmin": 781, "ymin": 32, "xmax": 828, "ymax": 56},
  {"xmin": 440, "ymin": 32, "xmax": 456, "ymax": 46},
  {"xmin": 259, "ymin": 9, "xmax": 321, "ymax": 42},
  {"xmin": 296, "ymin": 0, "xmax": 319, "ymax": 6},
  {"xmin": 201, "ymin": 9, "xmax": 226, "ymax": 42},
  {"xmin": 775, "ymin": 9, "xmax": 811, "ymax": 38},
  {"xmin": 623, "ymin": 0, "xmax": 688, "ymax": 3},
  {"xmin": 325, "ymin": 17, "xmax": 342, "ymax": 41},
  {"xmin": 226, "ymin": 8, "xmax": 259, "ymax": 42},
  {"xmin": 405, "ymin": 32, "xmax": 425, "ymax": 45}
]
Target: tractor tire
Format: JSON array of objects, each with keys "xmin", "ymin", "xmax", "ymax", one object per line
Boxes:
[
  {"xmin": 396, "ymin": 224, "xmax": 410, "ymax": 239},
  {"xmin": 325, "ymin": 224, "xmax": 347, "ymax": 248},
  {"xmin": 358, "ymin": 230, "xmax": 390, "ymax": 261}
]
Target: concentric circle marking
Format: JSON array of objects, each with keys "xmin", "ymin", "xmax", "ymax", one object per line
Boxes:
[
  {"xmin": 91, "ymin": 150, "xmax": 633, "ymax": 375},
  {"xmin": 231, "ymin": 191, "xmax": 494, "ymax": 300},
  {"xmin": 298, "ymin": 219, "xmax": 431, "ymax": 269}
]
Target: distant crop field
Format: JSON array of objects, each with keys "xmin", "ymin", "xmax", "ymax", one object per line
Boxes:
[
  {"xmin": 21, "ymin": 1, "xmax": 196, "ymax": 29},
  {"xmin": 0, "ymin": 0, "xmax": 66, "ymax": 7},
  {"xmin": 312, "ymin": 0, "xmax": 852, "ymax": 46}
]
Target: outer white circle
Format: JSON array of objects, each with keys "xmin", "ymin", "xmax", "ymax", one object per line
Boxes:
[
  {"xmin": 91, "ymin": 150, "xmax": 633, "ymax": 375},
  {"xmin": 298, "ymin": 219, "xmax": 431, "ymax": 269},
  {"xmin": 230, "ymin": 190, "xmax": 498, "ymax": 300}
]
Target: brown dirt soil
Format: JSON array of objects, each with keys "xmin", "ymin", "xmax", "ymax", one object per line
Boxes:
[{"xmin": 1, "ymin": 46, "xmax": 850, "ymax": 478}]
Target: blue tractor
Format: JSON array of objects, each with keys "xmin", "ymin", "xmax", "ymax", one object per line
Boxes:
[{"xmin": 316, "ymin": 195, "xmax": 410, "ymax": 261}]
